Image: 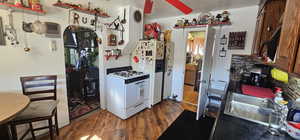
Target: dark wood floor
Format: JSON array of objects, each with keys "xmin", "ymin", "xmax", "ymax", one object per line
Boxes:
[{"xmin": 41, "ymin": 100, "xmax": 197, "ymax": 140}]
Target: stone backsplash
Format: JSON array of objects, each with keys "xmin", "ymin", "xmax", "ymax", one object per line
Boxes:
[
  {"xmin": 229, "ymin": 55, "xmax": 258, "ymax": 93},
  {"xmin": 230, "ymin": 55, "xmax": 300, "ymax": 100}
]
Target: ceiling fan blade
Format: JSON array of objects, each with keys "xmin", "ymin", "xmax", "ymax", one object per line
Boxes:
[
  {"xmin": 144, "ymin": 0, "xmax": 154, "ymax": 14},
  {"xmin": 165, "ymin": 0, "xmax": 193, "ymax": 14}
]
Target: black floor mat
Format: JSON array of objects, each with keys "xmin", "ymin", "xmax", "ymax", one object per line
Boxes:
[{"xmin": 158, "ymin": 110, "xmax": 215, "ymax": 140}]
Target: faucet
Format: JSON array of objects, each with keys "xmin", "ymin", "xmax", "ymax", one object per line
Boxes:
[{"xmin": 264, "ymin": 98, "xmax": 288, "ymax": 133}]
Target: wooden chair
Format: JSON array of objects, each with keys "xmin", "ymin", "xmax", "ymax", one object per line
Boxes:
[{"xmin": 9, "ymin": 75, "xmax": 59, "ymax": 140}]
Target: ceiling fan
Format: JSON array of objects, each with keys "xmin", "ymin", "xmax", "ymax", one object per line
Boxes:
[{"xmin": 144, "ymin": 0, "xmax": 193, "ymax": 15}]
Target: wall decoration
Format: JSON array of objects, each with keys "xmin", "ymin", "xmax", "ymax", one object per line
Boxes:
[
  {"xmin": 219, "ymin": 47, "xmax": 227, "ymax": 57},
  {"xmin": 14, "ymin": 0, "xmax": 22, "ymax": 6},
  {"xmin": 53, "ymin": 1, "xmax": 110, "ymax": 18},
  {"xmin": 97, "ymin": 37, "xmax": 102, "ymax": 44},
  {"xmin": 90, "ymin": 19, "xmax": 95, "ymax": 26},
  {"xmin": 174, "ymin": 11, "xmax": 231, "ymax": 28},
  {"xmin": 4, "ymin": 10, "xmax": 19, "ymax": 46},
  {"xmin": 73, "ymin": 13, "xmax": 80, "ymax": 24},
  {"xmin": 44, "ymin": 22, "xmax": 61, "ymax": 38},
  {"xmin": 118, "ymin": 30, "xmax": 124, "ymax": 45},
  {"xmin": 22, "ymin": 21, "xmax": 60, "ymax": 38},
  {"xmin": 220, "ymin": 34, "xmax": 227, "ymax": 45},
  {"xmin": 82, "ymin": 17, "xmax": 87, "ymax": 24},
  {"xmin": 30, "ymin": 0, "xmax": 42, "ymax": 11},
  {"xmin": 221, "ymin": 11, "xmax": 230, "ymax": 22},
  {"xmin": 121, "ymin": 8, "xmax": 126, "ymax": 24},
  {"xmin": 164, "ymin": 30, "xmax": 172, "ymax": 42},
  {"xmin": 108, "ymin": 33, "xmax": 117, "ymax": 46},
  {"xmin": 216, "ymin": 14, "xmax": 222, "ymax": 22},
  {"xmin": 104, "ymin": 49, "xmax": 122, "ymax": 60},
  {"xmin": 0, "ymin": 17, "xmax": 5, "ymax": 45},
  {"xmin": 104, "ymin": 14, "xmax": 125, "ymax": 46},
  {"xmin": 22, "ymin": 22, "xmax": 33, "ymax": 32},
  {"xmin": 31, "ymin": 20, "xmax": 46, "ymax": 34},
  {"xmin": 144, "ymin": 23, "xmax": 161, "ymax": 40},
  {"xmin": 134, "ymin": 10, "xmax": 142, "ymax": 23},
  {"xmin": 144, "ymin": 0, "xmax": 153, "ymax": 14},
  {"xmin": 228, "ymin": 31, "xmax": 247, "ymax": 50},
  {"xmin": 106, "ymin": 16, "xmax": 123, "ymax": 31}
]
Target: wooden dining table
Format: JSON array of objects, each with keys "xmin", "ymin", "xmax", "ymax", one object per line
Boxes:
[
  {"xmin": 0, "ymin": 93, "xmax": 30, "ymax": 139},
  {"xmin": 0, "ymin": 93, "xmax": 30, "ymax": 124}
]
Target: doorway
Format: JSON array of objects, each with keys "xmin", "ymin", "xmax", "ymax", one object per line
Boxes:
[
  {"xmin": 183, "ymin": 31, "xmax": 206, "ymax": 106},
  {"xmin": 63, "ymin": 25, "xmax": 100, "ymax": 120}
]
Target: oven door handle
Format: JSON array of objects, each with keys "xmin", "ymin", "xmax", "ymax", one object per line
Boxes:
[{"xmin": 135, "ymin": 81, "xmax": 145, "ymax": 85}]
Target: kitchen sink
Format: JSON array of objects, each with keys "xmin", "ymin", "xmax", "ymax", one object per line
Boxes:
[{"xmin": 225, "ymin": 93, "xmax": 275, "ymax": 126}]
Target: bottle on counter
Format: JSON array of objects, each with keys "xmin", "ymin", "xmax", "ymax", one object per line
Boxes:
[{"xmin": 274, "ymin": 87, "xmax": 284, "ymax": 104}]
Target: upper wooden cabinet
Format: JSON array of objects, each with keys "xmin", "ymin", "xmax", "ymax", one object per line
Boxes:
[
  {"xmin": 252, "ymin": 8, "xmax": 266, "ymax": 55},
  {"xmin": 252, "ymin": 0, "xmax": 286, "ymax": 56},
  {"xmin": 294, "ymin": 44, "xmax": 300, "ymax": 74},
  {"xmin": 276, "ymin": 0, "xmax": 300, "ymax": 72},
  {"xmin": 252, "ymin": 0, "xmax": 300, "ymax": 76}
]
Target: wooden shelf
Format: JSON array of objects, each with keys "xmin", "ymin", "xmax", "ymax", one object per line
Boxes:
[
  {"xmin": 174, "ymin": 22, "xmax": 231, "ymax": 29},
  {"xmin": 0, "ymin": 3, "xmax": 46, "ymax": 15},
  {"xmin": 53, "ymin": 2, "xmax": 110, "ymax": 18}
]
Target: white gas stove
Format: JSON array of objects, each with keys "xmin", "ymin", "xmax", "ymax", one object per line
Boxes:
[
  {"xmin": 107, "ymin": 69, "xmax": 150, "ymax": 119},
  {"xmin": 109, "ymin": 70, "xmax": 148, "ymax": 80}
]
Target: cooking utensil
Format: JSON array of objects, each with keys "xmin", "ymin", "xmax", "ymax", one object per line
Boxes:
[
  {"xmin": 114, "ymin": 22, "xmax": 120, "ymax": 30},
  {"xmin": 118, "ymin": 30, "xmax": 124, "ymax": 45},
  {"xmin": 121, "ymin": 9, "xmax": 126, "ymax": 24}
]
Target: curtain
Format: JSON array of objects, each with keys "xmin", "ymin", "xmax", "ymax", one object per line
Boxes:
[{"xmin": 187, "ymin": 37, "xmax": 205, "ymax": 55}]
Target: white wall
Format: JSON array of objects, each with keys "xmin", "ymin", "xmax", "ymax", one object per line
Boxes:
[
  {"xmin": 146, "ymin": 6, "xmax": 259, "ymax": 100},
  {"xmin": 0, "ymin": 0, "xmax": 139, "ymax": 137}
]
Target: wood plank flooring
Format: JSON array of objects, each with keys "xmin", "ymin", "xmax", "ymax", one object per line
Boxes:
[
  {"xmin": 41, "ymin": 100, "xmax": 197, "ymax": 140},
  {"xmin": 183, "ymin": 85, "xmax": 199, "ymax": 105}
]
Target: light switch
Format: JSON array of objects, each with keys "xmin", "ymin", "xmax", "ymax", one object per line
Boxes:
[{"xmin": 50, "ymin": 40, "xmax": 57, "ymax": 52}]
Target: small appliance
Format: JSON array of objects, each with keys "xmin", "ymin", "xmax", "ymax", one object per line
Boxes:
[
  {"xmin": 242, "ymin": 64, "xmax": 272, "ymax": 88},
  {"xmin": 287, "ymin": 102, "xmax": 300, "ymax": 123}
]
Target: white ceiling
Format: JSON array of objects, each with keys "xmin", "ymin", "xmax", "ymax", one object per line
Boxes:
[{"xmin": 101, "ymin": 0, "xmax": 261, "ymax": 19}]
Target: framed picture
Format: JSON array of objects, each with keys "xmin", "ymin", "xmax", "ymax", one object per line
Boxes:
[
  {"xmin": 219, "ymin": 47, "xmax": 227, "ymax": 57},
  {"xmin": 0, "ymin": 17, "xmax": 5, "ymax": 46},
  {"xmin": 228, "ymin": 31, "xmax": 247, "ymax": 50}
]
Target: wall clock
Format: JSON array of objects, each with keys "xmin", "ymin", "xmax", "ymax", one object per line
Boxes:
[{"xmin": 134, "ymin": 10, "xmax": 142, "ymax": 23}]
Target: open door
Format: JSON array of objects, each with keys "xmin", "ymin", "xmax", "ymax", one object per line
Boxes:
[{"xmin": 196, "ymin": 26, "xmax": 215, "ymax": 120}]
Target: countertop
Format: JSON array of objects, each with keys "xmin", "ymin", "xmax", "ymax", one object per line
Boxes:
[{"xmin": 209, "ymin": 91, "xmax": 294, "ymax": 140}]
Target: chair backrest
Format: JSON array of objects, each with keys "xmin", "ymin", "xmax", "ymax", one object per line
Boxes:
[
  {"xmin": 20, "ymin": 75, "xmax": 57, "ymax": 101},
  {"xmin": 209, "ymin": 80, "xmax": 228, "ymax": 92}
]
